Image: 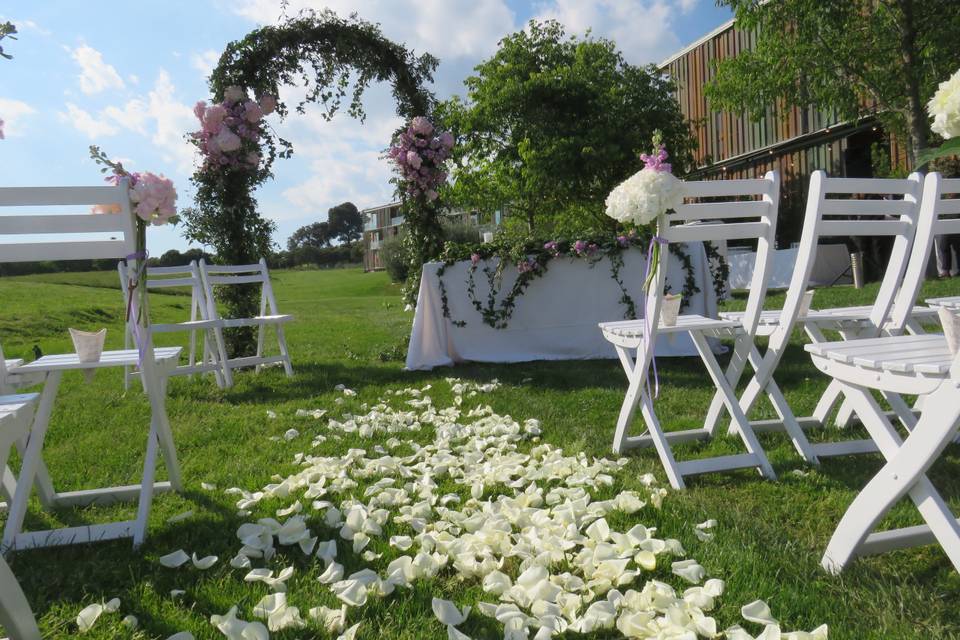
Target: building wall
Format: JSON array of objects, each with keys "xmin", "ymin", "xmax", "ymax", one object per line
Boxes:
[
  {"xmin": 361, "ymin": 202, "xmax": 403, "ymax": 272},
  {"xmin": 659, "ymin": 21, "xmax": 889, "ymax": 245}
]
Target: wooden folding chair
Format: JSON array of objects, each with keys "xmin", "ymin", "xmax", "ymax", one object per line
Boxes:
[
  {"xmin": 707, "ymin": 171, "xmax": 926, "ymax": 463},
  {"xmin": 806, "ymin": 331, "xmax": 960, "ymax": 573},
  {"xmin": 198, "ymin": 258, "xmax": 294, "ymax": 378},
  {"xmin": 119, "ymin": 260, "xmax": 232, "ymax": 388},
  {"xmin": 600, "ymin": 171, "xmax": 782, "ymax": 489},
  {"xmin": 0, "ymin": 182, "xmax": 183, "ymax": 550}
]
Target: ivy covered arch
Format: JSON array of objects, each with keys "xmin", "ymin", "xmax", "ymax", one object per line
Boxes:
[{"xmin": 182, "ymin": 10, "xmax": 442, "ymax": 354}]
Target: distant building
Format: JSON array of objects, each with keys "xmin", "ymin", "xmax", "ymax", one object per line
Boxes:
[
  {"xmin": 361, "ymin": 202, "xmax": 502, "ymax": 272},
  {"xmin": 658, "ymin": 19, "xmax": 907, "ymax": 245}
]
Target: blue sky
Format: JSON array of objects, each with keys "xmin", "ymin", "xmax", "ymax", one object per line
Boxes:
[{"xmin": 0, "ymin": 0, "xmax": 732, "ymax": 254}]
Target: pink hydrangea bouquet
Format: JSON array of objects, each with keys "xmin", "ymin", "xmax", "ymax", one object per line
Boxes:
[
  {"xmin": 387, "ymin": 116, "xmax": 454, "ymax": 201},
  {"xmin": 191, "ymin": 85, "xmax": 276, "ymax": 170}
]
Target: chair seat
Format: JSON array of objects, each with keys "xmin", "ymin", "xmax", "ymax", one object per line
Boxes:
[
  {"xmin": 927, "ymin": 296, "xmax": 960, "ymax": 310},
  {"xmin": 600, "ymin": 314, "xmax": 738, "ymax": 341},
  {"xmin": 0, "ymin": 394, "xmax": 38, "ymax": 422},
  {"xmin": 219, "ymin": 314, "xmax": 293, "ymax": 328},
  {"xmin": 721, "ymin": 304, "xmax": 938, "ymax": 327},
  {"xmin": 151, "ymin": 319, "xmax": 225, "ymax": 333},
  {"xmin": 3, "ymin": 359, "xmax": 24, "ymax": 371},
  {"xmin": 805, "ymin": 334, "xmax": 952, "ymax": 396}
]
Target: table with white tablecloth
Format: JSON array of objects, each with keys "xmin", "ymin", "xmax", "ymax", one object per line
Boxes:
[{"xmin": 406, "ymin": 244, "xmax": 718, "ymax": 370}]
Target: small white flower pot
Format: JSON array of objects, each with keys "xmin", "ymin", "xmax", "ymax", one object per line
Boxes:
[
  {"xmin": 799, "ymin": 289, "xmax": 816, "ymax": 317},
  {"xmin": 660, "ymin": 294, "xmax": 682, "ymax": 327},
  {"xmin": 938, "ymin": 307, "xmax": 960, "ymax": 355},
  {"xmin": 482, "ymin": 231, "xmax": 494, "ymax": 244},
  {"xmin": 70, "ymin": 328, "xmax": 106, "ymax": 383}
]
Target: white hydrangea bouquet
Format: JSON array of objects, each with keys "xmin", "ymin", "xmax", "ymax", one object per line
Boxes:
[
  {"xmin": 920, "ymin": 67, "xmax": 960, "ymax": 165},
  {"xmin": 605, "ymin": 131, "xmax": 683, "ymax": 290}
]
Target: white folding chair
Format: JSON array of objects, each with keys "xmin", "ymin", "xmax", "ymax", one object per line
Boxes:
[
  {"xmin": 806, "ymin": 330, "xmax": 960, "ymax": 573},
  {"xmin": 0, "ymin": 182, "xmax": 183, "ymax": 550},
  {"xmin": 0, "ymin": 554, "xmax": 41, "ymax": 640},
  {"xmin": 707, "ymin": 171, "xmax": 925, "ymax": 463},
  {"xmin": 119, "ymin": 260, "xmax": 232, "ymax": 388},
  {"xmin": 198, "ymin": 258, "xmax": 294, "ymax": 378},
  {"xmin": 600, "ymin": 171, "xmax": 781, "ymax": 489}
]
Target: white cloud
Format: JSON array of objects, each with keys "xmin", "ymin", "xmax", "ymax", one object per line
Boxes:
[
  {"xmin": 232, "ymin": 0, "xmax": 515, "ymax": 61},
  {"xmin": 533, "ymin": 0, "xmax": 683, "ymax": 65},
  {"xmin": 60, "ymin": 102, "xmax": 119, "ymax": 138},
  {"xmin": 0, "ymin": 98, "xmax": 36, "ymax": 137},
  {"xmin": 71, "ymin": 45, "xmax": 125, "ymax": 95},
  {"xmin": 677, "ymin": 0, "xmax": 699, "ymax": 13},
  {"xmin": 191, "ymin": 50, "xmax": 220, "ymax": 79}
]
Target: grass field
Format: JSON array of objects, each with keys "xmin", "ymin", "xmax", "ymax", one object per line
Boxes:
[{"xmin": 1, "ymin": 267, "xmax": 960, "ymax": 639}]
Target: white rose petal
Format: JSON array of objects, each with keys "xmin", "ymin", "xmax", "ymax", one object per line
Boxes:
[
  {"xmin": 77, "ymin": 603, "xmax": 104, "ymax": 632},
  {"xmin": 159, "ymin": 549, "xmax": 191, "ymax": 568},
  {"xmin": 122, "ymin": 614, "xmax": 138, "ymax": 629},
  {"xmin": 192, "ymin": 553, "xmax": 219, "ymax": 569},
  {"xmin": 432, "ymin": 598, "xmax": 470, "ymax": 626},
  {"xmin": 742, "ymin": 599, "xmax": 778, "ymax": 625}
]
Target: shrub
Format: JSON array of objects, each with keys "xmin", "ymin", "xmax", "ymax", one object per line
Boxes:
[{"xmin": 379, "ymin": 235, "xmax": 410, "ymax": 283}]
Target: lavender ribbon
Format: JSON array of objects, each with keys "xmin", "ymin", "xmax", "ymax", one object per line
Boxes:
[
  {"xmin": 125, "ymin": 251, "xmax": 149, "ymax": 367},
  {"xmin": 642, "ymin": 235, "xmax": 668, "ymax": 399}
]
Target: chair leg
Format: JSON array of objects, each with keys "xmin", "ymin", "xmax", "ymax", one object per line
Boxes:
[
  {"xmin": 0, "ymin": 556, "xmax": 41, "ymax": 639},
  {"xmin": 212, "ymin": 327, "xmax": 233, "ymax": 388},
  {"xmin": 275, "ymin": 325, "xmax": 294, "ymax": 377},
  {"xmin": 823, "ymin": 382, "xmax": 960, "ymax": 573},
  {"xmin": 812, "ymin": 380, "xmax": 845, "ymax": 425},
  {"xmin": 611, "ymin": 347, "xmax": 644, "ymax": 455},
  {"xmin": 703, "ymin": 333, "xmax": 752, "ymax": 432},
  {"xmin": 638, "ymin": 392, "xmax": 685, "ymax": 490},
  {"xmin": 690, "ymin": 332, "xmax": 776, "ymax": 480}
]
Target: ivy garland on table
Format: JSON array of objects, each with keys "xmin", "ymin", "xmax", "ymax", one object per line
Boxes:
[{"xmin": 435, "ymin": 233, "xmax": 721, "ymax": 330}]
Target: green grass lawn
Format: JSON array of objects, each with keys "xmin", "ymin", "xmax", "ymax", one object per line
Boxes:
[{"xmin": 1, "ymin": 267, "xmax": 960, "ymax": 639}]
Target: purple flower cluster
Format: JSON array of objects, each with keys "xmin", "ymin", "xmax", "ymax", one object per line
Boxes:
[
  {"xmin": 516, "ymin": 257, "xmax": 540, "ymax": 274},
  {"xmin": 640, "ymin": 145, "xmax": 672, "ymax": 173},
  {"xmin": 387, "ymin": 116, "xmax": 454, "ymax": 201},
  {"xmin": 543, "ymin": 240, "xmax": 560, "ymax": 256},
  {"xmin": 191, "ymin": 86, "xmax": 276, "ymax": 170}
]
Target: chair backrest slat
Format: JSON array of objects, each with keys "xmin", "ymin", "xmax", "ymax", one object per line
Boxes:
[
  {"xmin": 819, "ymin": 198, "xmax": 917, "ymax": 217},
  {"xmin": 818, "ymin": 219, "xmax": 911, "ymax": 237},
  {"xmin": 0, "ymin": 183, "xmax": 135, "ymax": 263},
  {"xmin": 661, "ymin": 221, "xmax": 771, "ymax": 243},
  {"xmin": 204, "ymin": 274, "xmax": 266, "ymax": 286},
  {"xmin": 198, "ymin": 259, "xmax": 281, "ymax": 322}
]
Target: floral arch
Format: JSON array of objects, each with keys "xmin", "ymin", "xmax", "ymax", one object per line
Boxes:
[{"xmin": 181, "ymin": 10, "xmax": 441, "ymax": 354}]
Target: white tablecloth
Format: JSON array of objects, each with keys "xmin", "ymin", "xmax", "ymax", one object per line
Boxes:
[{"xmin": 406, "ymin": 244, "xmax": 718, "ymax": 370}]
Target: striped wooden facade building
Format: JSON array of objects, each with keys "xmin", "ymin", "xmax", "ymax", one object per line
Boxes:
[{"xmin": 659, "ymin": 20, "xmax": 906, "ymax": 244}]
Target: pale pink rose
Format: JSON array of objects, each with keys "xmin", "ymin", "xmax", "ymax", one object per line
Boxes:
[
  {"xmin": 213, "ymin": 128, "xmax": 242, "ymax": 153},
  {"xmin": 411, "ymin": 116, "xmax": 433, "ymax": 136},
  {"xmin": 426, "ymin": 190, "xmax": 438, "ymax": 201},
  {"xmin": 193, "ymin": 100, "xmax": 207, "ymax": 120},
  {"xmin": 246, "ymin": 151, "xmax": 260, "ymax": 166},
  {"xmin": 224, "ymin": 85, "xmax": 245, "ymax": 104},
  {"xmin": 132, "ymin": 172, "xmax": 177, "ymax": 225},
  {"xmin": 439, "ymin": 131, "xmax": 454, "ymax": 149},
  {"xmin": 203, "ymin": 104, "xmax": 227, "ymax": 134},
  {"xmin": 406, "ymin": 151, "xmax": 422, "ymax": 170},
  {"xmin": 244, "ymin": 101, "xmax": 263, "ymax": 123},
  {"xmin": 259, "ymin": 94, "xmax": 277, "ymax": 115}
]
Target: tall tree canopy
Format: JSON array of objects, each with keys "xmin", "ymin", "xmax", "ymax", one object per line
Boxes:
[
  {"xmin": 438, "ymin": 21, "xmax": 694, "ymax": 234},
  {"xmin": 706, "ymin": 0, "xmax": 960, "ymax": 166},
  {"xmin": 287, "ymin": 221, "xmax": 331, "ymax": 251},
  {"xmin": 326, "ymin": 201, "xmax": 362, "ymax": 245},
  {"xmin": 0, "ymin": 22, "xmax": 16, "ymax": 60}
]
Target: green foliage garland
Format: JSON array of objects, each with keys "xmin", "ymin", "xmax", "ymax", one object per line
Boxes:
[
  {"xmin": 435, "ymin": 236, "xmax": 719, "ymax": 330},
  {"xmin": 181, "ymin": 9, "xmax": 438, "ymax": 355}
]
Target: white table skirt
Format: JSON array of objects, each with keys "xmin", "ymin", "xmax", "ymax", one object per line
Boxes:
[{"xmin": 406, "ymin": 244, "xmax": 718, "ymax": 370}]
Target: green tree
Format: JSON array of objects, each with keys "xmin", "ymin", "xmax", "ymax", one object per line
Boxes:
[
  {"xmin": 0, "ymin": 22, "xmax": 16, "ymax": 60},
  {"xmin": 438, "ymin": 20, "xmax": 694, "ymax": 233},
  {"xmin": 327, "ymin": 201, "xmax": 362, "ymax": 244},
  {"xmin": 706, "ymin": 0, "xmax": 960, "ymax": 166},
  {"xmin": 287, "ymin": 221, "xmax": 331, "ymax": 251}
]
